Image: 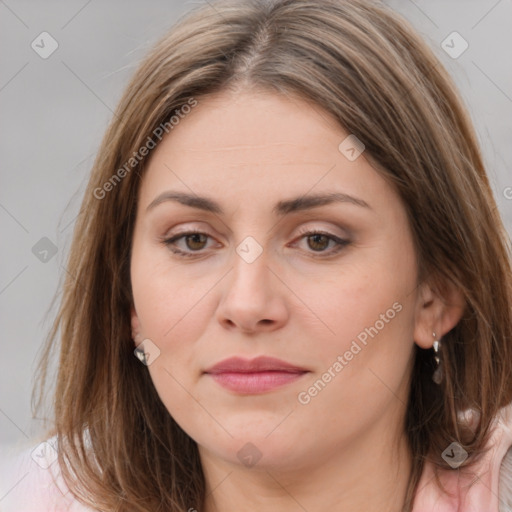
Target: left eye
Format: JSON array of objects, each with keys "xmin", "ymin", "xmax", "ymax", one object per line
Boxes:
[
  {"xmin": 162, "ymin": 230, "xmax": 349, "ymax": 258},
  {"xmin": 297, "ymin": 231, "xmax": 345, "ymax": 252},
  {"xmin": 292, "ymin": 230, "xmax": 350, "ymax": 256}
]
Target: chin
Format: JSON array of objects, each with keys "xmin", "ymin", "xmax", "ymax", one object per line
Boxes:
[{"xmin": 199, "ymin": 425, "xmax": 308, "ymax": 470}]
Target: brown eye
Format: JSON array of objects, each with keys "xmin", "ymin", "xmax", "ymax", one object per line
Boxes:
[
  {"xmin": 306, "ymin": 233, "xmax": 331, "ymax": 251},
  {"xmin": 162, "ymin": 231, "xmax": 214, "ymax": 258},
  {"xmin": 294, "ymin": 229, "xmax": 350, "ymax": 257},
  {"xmin": 162, "ymin": 229, "xmax": 349, "ymax": 259},
  {"xmin": 183, "ymin": 233, "xmax": 208, "ymax": 251}
]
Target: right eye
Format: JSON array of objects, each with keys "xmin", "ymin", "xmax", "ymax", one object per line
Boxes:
[{"xmin": 162, "ymin": 230, "xmax": 218, "ymax": 258}]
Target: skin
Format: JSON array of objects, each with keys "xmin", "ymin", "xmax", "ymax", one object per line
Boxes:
[{"xmin": 130, "ymin": 88, "xmax": 464, "ymax": 512}]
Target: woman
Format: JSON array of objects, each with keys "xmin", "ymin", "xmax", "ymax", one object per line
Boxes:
[{"xmin": 1, "ymin": 0, "xmax": 511, "ymax": 510}]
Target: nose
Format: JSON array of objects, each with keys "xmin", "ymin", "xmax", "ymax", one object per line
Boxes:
[{"xmin": 215, "ymin": 246, "xmax": 289, "ymax": 334}]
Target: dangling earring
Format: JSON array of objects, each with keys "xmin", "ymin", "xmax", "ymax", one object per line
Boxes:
[{"xmin": 432, "ymin": 331, "xmax": 443, "ymax": 384}]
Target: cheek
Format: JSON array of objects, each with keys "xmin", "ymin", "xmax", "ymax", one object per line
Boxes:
[
  {"xmin": 131, "ymin": 241, "xmax": 214, "ymax": 339},
  {"xmin": 131, "ymin": 258, "xmax": 216, "ymax": 433},
  {"xmin": 130, "ymin": 247, "xmax": 220, "ymax": 416},
  {"xmin": 310, "ymin": 255, "xmax": 413, "ymax": 347},
  {"xmin": 294, "ymin": 276, "xmax": 416, "ymax": 439},
  {"xmin": 302, "ymin": 239, "xmax": 417, "ymax": 395}
]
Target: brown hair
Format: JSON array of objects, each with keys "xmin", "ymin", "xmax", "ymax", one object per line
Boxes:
[{"xmin": 34, "ymin": 0, "xmax": 512, "ymax": 510}]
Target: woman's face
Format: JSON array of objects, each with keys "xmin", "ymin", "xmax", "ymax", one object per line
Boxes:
[{"xmin": 130, "ymin": 89, "xmax": 434, "ymax": 472}]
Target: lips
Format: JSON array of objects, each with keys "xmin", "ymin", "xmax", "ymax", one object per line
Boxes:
[
  {"xmin": 204, "ymin": 356, "xmax": 309, "ymax": 394},
  {"xmin": 205, "ymin": 356, "xmax": 307, "ymax": 374}
]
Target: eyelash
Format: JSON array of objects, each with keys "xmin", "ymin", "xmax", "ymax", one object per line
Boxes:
[{"xmin": 161, "ymin": 228, "xmax": 350, "ymax": 259}]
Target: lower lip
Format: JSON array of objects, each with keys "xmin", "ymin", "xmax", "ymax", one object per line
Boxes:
[{"xmin": 207, "ymin": 371, "xmax": 307, "ymax": 394}]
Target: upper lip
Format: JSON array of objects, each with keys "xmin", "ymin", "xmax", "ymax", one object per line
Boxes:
[{"xmin": 204, "ymin": 356, "xmax": 308, "ymax": 374}]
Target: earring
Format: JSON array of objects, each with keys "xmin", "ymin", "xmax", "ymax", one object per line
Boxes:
[
  {"xmin": 432, "ymin": 331, "xmax": 443, "ymax": 384},
  {"xmin": 132, "ymin": 332, "xmax": 147, "ymax": 364}
]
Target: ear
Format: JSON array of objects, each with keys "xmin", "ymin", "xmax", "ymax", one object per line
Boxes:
[
  {"xmin": 131, "ymin": 306, "xmax": 142, "ymax": 346},
  {"xmin": 413, "ymin": 277, "xmax": 465, "ymax": 349}
]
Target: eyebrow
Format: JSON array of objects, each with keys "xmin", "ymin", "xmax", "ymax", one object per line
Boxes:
[{"xmin": 146, "ymin": 190, "xmax": 371, "ymax": 216}]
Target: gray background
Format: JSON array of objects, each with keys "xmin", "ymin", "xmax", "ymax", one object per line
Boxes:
[{"xmin": 1, "ymin": 0, "xmax": 511, "ymax": 448}]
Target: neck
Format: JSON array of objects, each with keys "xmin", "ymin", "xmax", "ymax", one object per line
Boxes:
[{"xmin": 201, "ymin": 422, "xmax": 412, "ymax": 512}]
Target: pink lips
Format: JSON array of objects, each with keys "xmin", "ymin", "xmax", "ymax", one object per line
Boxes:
[{"xmin": 204, "ymin": 356, "xmax": 308, "ymax": 394}]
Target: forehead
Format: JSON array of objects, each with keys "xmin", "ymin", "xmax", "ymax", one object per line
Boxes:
[
  {"xmin": 154, "ymin": 90, "xmax": 343, "ymax": 166},
  {"xmin": 137, "ymin": 89, "xmax": 396, "ymax": 215}
]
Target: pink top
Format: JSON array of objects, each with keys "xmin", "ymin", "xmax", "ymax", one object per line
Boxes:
[
  {"xmin": 1, "ymin": 404, "xmax": 512, "ymax": 511},
  {"xmin": 0, "ymin": 436, "xmax": 94, "ymax": 511},
  {"xmin": 412, "ymin": 403, "xmax": 512, "ymax": 511}
]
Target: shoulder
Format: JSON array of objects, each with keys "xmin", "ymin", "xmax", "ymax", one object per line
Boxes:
[
  {"xmin": 0, "ymin": 436, "xmax": 95, "ymax": 512},
  {"xmin": 491, "ymin": 401, "xmax": 512, "ymax": 509},
  {"xmin": 413, "ymin": 402, "xmax": 512, "ymax": 512},
  {"xmin": 499, "ymin": 446, "xmax": 512, "ymax": 511}
]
